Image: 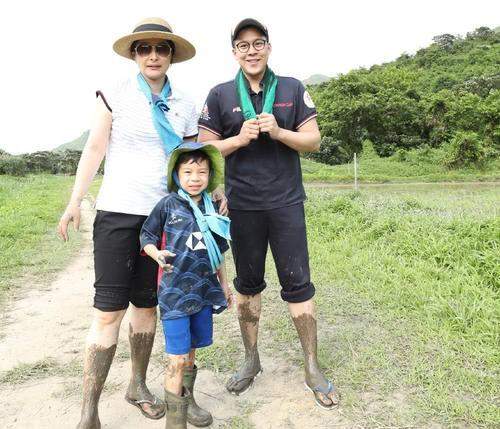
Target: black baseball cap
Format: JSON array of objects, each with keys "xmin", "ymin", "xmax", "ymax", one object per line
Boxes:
[{"xmin": 231, "ymin": 18, "xmax": 269, "ymax": 46}]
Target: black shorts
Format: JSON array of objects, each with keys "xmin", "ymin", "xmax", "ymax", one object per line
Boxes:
[
  {"xmin": 93, "ymin": 210, "xmax": 158, "ymax": 312},
  {"xmin": 229, "ymin": 203, "xmax": 315, "ymax": 303}
]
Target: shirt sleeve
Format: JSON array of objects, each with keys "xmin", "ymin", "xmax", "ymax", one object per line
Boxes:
[
  {"xmin": 215, "ymin": 234, "xmax": 230, "ymax": 254},
  {"xmin": 184, "ymin": 100, "xmax": 199, "ymax": 138},
  {"xmin": 198, "ymin": 87, "xmax": 223, "ymax": 136},
  {"xmin": 293, "ymin": 81, "xmax": 318, "ymax": 130},
  {"xmin": 140, "ymin": 198, "xmax": 168, "ymax": 251}
]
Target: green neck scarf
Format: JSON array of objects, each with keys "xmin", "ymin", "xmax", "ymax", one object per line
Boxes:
[{"xmin": 235, "ymin": 67, "xmax": 278, "ymax": 120}]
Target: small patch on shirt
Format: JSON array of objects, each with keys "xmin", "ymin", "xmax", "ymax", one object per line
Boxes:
[
  {"xmin": 168, "ymin": 214, "xmax": 184, "ymax": 225},
  {"xmin": 200, "ymin": 103, "xmax": 211, "ymax": 121},
  {"xmin": 232, "ymin": 106, "xmax": 242, "ymax": 113},
  {"xmin": 303, "ymin": 90, "xmax": 315, "ymax": 108}
]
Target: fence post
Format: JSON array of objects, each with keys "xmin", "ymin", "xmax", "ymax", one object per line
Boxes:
[{"xmin": 354, "ymin": 152, "xmax": 358, "ymax": 191}]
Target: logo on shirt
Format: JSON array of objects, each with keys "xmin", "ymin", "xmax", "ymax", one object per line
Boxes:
[
  {"xmin": 232, "ymin": 106, "xmax": 242, "ymax": 113},
  {"xmin": 303, "ymin": 91, "xmax": 316, "ymax": 108},
  {"xmin": 186, "ymin": 232, "xmax": 207, "ymax": 251},
  {"xmin": 168, "ymin": 214, "xmax": 184, "ymax": 225},
  {"xmin": 200, "ymin": 103, "xmax": 211, "ymax": 121},
  {"xmin": 273, "ymin": 102, "xmax": 293, "ymax": 108}
]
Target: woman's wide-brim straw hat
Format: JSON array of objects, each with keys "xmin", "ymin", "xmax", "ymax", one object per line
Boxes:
[{"xmin": 113, "ymin": 17, "xmax": 196, "ymax": 63}]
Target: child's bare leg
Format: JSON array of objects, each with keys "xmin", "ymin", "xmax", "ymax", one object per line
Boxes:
[{"xmin": 165, "ymin": 353, "xmax": 188, "ymax": 395}]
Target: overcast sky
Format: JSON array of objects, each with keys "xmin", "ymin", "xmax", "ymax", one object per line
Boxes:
[{"xmin": 1, "ymin": 0, "xmax": 498, "ymax": 154}]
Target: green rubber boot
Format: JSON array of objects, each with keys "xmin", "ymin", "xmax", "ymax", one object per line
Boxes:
[
  {"xmin": 164, "ymin": 387, "xmax": 190, "ymax": 429},
  {"xmin": 183, "ymin": 365, "xmax": 213, "ymax": 427}
]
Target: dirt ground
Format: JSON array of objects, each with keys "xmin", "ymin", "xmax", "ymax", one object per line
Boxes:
[{"xmin": 0, "ymin": 199, "xmax": 353, "ymax": 429}]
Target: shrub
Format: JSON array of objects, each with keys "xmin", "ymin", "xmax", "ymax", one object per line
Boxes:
[
  {"xmin": 0, "ymin": 156, "xmax": 28, "ymax": 176},
  {"xmin": 442, "ymin": 131, "xmax": 486, "ymax": 168}
]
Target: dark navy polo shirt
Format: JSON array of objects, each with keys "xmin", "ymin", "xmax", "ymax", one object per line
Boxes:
[{"xmin": 198, "ymin": 75, "xmax": 317, "ymax": 211}]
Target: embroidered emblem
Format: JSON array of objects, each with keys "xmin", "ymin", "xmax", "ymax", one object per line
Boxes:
[
  {"xmin": 303, "ymin": 91, "xmax": 315, "ymax": 108},
  {"xmin": 200, "ymin": 103, "xmax": 211, "ymax": 121}
]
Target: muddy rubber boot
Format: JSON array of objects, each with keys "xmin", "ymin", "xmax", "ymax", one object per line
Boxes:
[
  {"xmin": 164, "ymin": 387, "xmax": 190, "ymax": 429},
  {"xmin": 183, "ymin": 365, "xmax": 213, "ymax": 427}
]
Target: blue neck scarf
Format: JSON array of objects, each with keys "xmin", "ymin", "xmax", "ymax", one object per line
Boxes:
[
  {"xmin": 137, "ymin": 73, "xmax": 183, "ymax": 155},
  {"xmin": 174, "ymin": 172, "xmax": 231, "ymax": 273}
]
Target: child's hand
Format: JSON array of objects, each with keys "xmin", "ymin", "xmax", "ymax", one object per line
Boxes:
[
  {"xmin": 157, "ymin": 250, "xmax": 176, "ymax": 273},
  {"xmin": 222, "ymin": 284, "xmax": 235, "ymax": 309}
]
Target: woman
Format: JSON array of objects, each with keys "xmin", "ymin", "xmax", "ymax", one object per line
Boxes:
[{"xmin": 58, "ymin": 17, "xmax": 226, "ymax": 429}]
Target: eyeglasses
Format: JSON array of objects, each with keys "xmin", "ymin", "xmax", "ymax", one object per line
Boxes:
[
  {"xmin": 234, "ymin": 38, "xmax": 267, "ymax": 53},
  {"xmin": 134, "ymin": 43, "xmax": 172, "ymax": 58}
]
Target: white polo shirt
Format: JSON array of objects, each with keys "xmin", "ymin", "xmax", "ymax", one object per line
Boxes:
[{"xmin": 95, "ymin": 75, "xmax": 198, "ymax": 216}]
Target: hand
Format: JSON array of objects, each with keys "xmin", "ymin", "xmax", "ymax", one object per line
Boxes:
[
  {"xmin": 237, "ymin": 119, "xmax": 259, "ymax": 147},
  {"xmin": 157, "ymin": 250, "xmax": 176, "ymax": 273},
  {"xmin": 222, "ymin": 284, "xmax": 235, "ymax": 309},
  {"xmin": 57, "ymin": 201, "xmax": 81, "ymax": 242},
  {"xmin": 212, "ymin": 187, "xmax": 228, "ymax": 216},
  {"xmin": 257, "ymin": 113, "xmax": 281, "ymax": 140}
]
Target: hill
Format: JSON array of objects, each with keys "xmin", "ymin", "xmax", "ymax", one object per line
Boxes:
[
  {"xmin": 303, "ymin": 74, "xmax": 330, "ymax": 85},
  {"xmin": 308, "ymin": 26, "xmax": 500, "ymax": 168},
  {"xmin": 54, "ymin": 130, "xmax": 89, "ymax": 152}
]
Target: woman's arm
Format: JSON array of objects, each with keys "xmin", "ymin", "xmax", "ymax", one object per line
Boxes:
[{"xmin": 57, "ymin": 98, "xmax": 111, "ymax": 241}]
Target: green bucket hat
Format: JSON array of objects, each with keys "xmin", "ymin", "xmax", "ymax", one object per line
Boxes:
[{"xmin": 167, "ymin": 142, "xmax": 224, "ymax": 193}]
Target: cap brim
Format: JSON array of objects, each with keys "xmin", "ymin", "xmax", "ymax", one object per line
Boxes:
[{"xmin": 113, "ymin": 32, "xmax": 196, "ymax": 63}]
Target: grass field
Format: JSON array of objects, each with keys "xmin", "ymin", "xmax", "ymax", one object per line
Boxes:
[
  {"xmin": 303, "ymin": 183, "xmax": 499, "ymax": 426},
  {"xmin": 1, "ymin": 172, "xmax": 499, "ymax": 426},
  {"xmin": 0, "ymin": 175, "xmax": 82, "ymax": 300},
  {"xmin": 301, "ymin": 144, "xmax": 500, "ymax": 183}
]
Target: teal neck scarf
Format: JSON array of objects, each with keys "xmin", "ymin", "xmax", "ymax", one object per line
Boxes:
[
  {"xmin": 137, "ymin": 73, "xmax": 183, "ymax": 155},
  {"xmin": 174, "ymin": 173, "xmax": 231, "ymax": 273},
  {"xmin": 235, "ymin": 67, "xmax": 278, "ymax": 120}
]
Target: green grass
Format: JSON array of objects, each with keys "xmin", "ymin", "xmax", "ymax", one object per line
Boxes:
[
  {"xmin": 301, "ymin": 148, "xmax": 500, "ymax": 183},
  {"xmin": 0, "ymin": 357, "xmax": 82, "ymax": 385},
  {"xmin": 298, "ymin": 184, "xmax": 499, "ymax": 426},
  {"xmin": 0, "ymin": 175, "xmax": 85, "ymax": 301},
  {"xmin": 0, "ymin": 174, "xmax": 104, "ymax": 304}
]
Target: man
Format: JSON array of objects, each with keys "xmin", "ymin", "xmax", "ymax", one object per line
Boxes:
[{"xmin": 198, "ymin": 18, "xmax": 340, "ymax": 409}]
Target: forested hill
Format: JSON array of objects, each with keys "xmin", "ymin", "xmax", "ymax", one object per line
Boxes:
[{"xmin": 308, "ymin": 26, "xmax": 500, "ymax": 167}]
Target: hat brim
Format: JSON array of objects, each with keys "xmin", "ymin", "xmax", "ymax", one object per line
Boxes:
[
  {"xmin": 113, "ymin": 31, "xmax": 196, "ymax": 63},
  {"xmin": 167, "ymin": 143, "xmax": 224, "ymax": 193}
]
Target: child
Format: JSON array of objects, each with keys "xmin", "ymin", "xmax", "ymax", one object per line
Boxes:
[{"xmin": 140, "ymin": 142, "xmax": 233, "ymax": 428}]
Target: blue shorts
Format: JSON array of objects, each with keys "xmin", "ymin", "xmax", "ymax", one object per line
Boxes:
[{"xmin": 161, "ymin": 306, "xmax": 213, "ymax": 355}]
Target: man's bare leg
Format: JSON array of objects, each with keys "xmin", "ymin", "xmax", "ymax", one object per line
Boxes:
[
  {"xmin": 77, "ymin": 309, "xmax": 125, "ymax": 429},
  {"xmin": 289, "ymin": 298, "xmax": 340, "ymax": 408},
  {"xmin": 125, "ymin": 304, "xmax": 164, "ymax": 418},
  {"xmin": 226, "ymin": 292, "xmax": 263, "ymax": 394}
]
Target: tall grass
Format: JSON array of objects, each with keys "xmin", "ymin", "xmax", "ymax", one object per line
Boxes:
[
  {"xmin": 0, "ymin": 175, "xmax": 82, "ymax": 297},
  {"xmin": 305, "ymin": 184, "xmax": 499, "ymax": 426}
]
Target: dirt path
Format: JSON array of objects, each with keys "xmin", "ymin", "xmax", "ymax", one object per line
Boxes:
[{"xmin": 0, "ymin": 200, "xmax": 351, "ymax": 429}]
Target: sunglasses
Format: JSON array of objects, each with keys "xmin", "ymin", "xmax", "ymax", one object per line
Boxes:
[{"xmin": 134, "ymin": 43, "xmax": 172, "ymax": 58}]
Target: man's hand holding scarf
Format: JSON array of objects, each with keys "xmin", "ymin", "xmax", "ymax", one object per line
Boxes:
[{"xmin": 256, "ymin": 113, "xmax": 281, "ymax": 140}]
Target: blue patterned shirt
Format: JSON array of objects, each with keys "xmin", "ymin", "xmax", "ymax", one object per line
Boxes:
[{"xmin": 140, "ymin": 193, "xmax": 229, "ymax": 320}]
